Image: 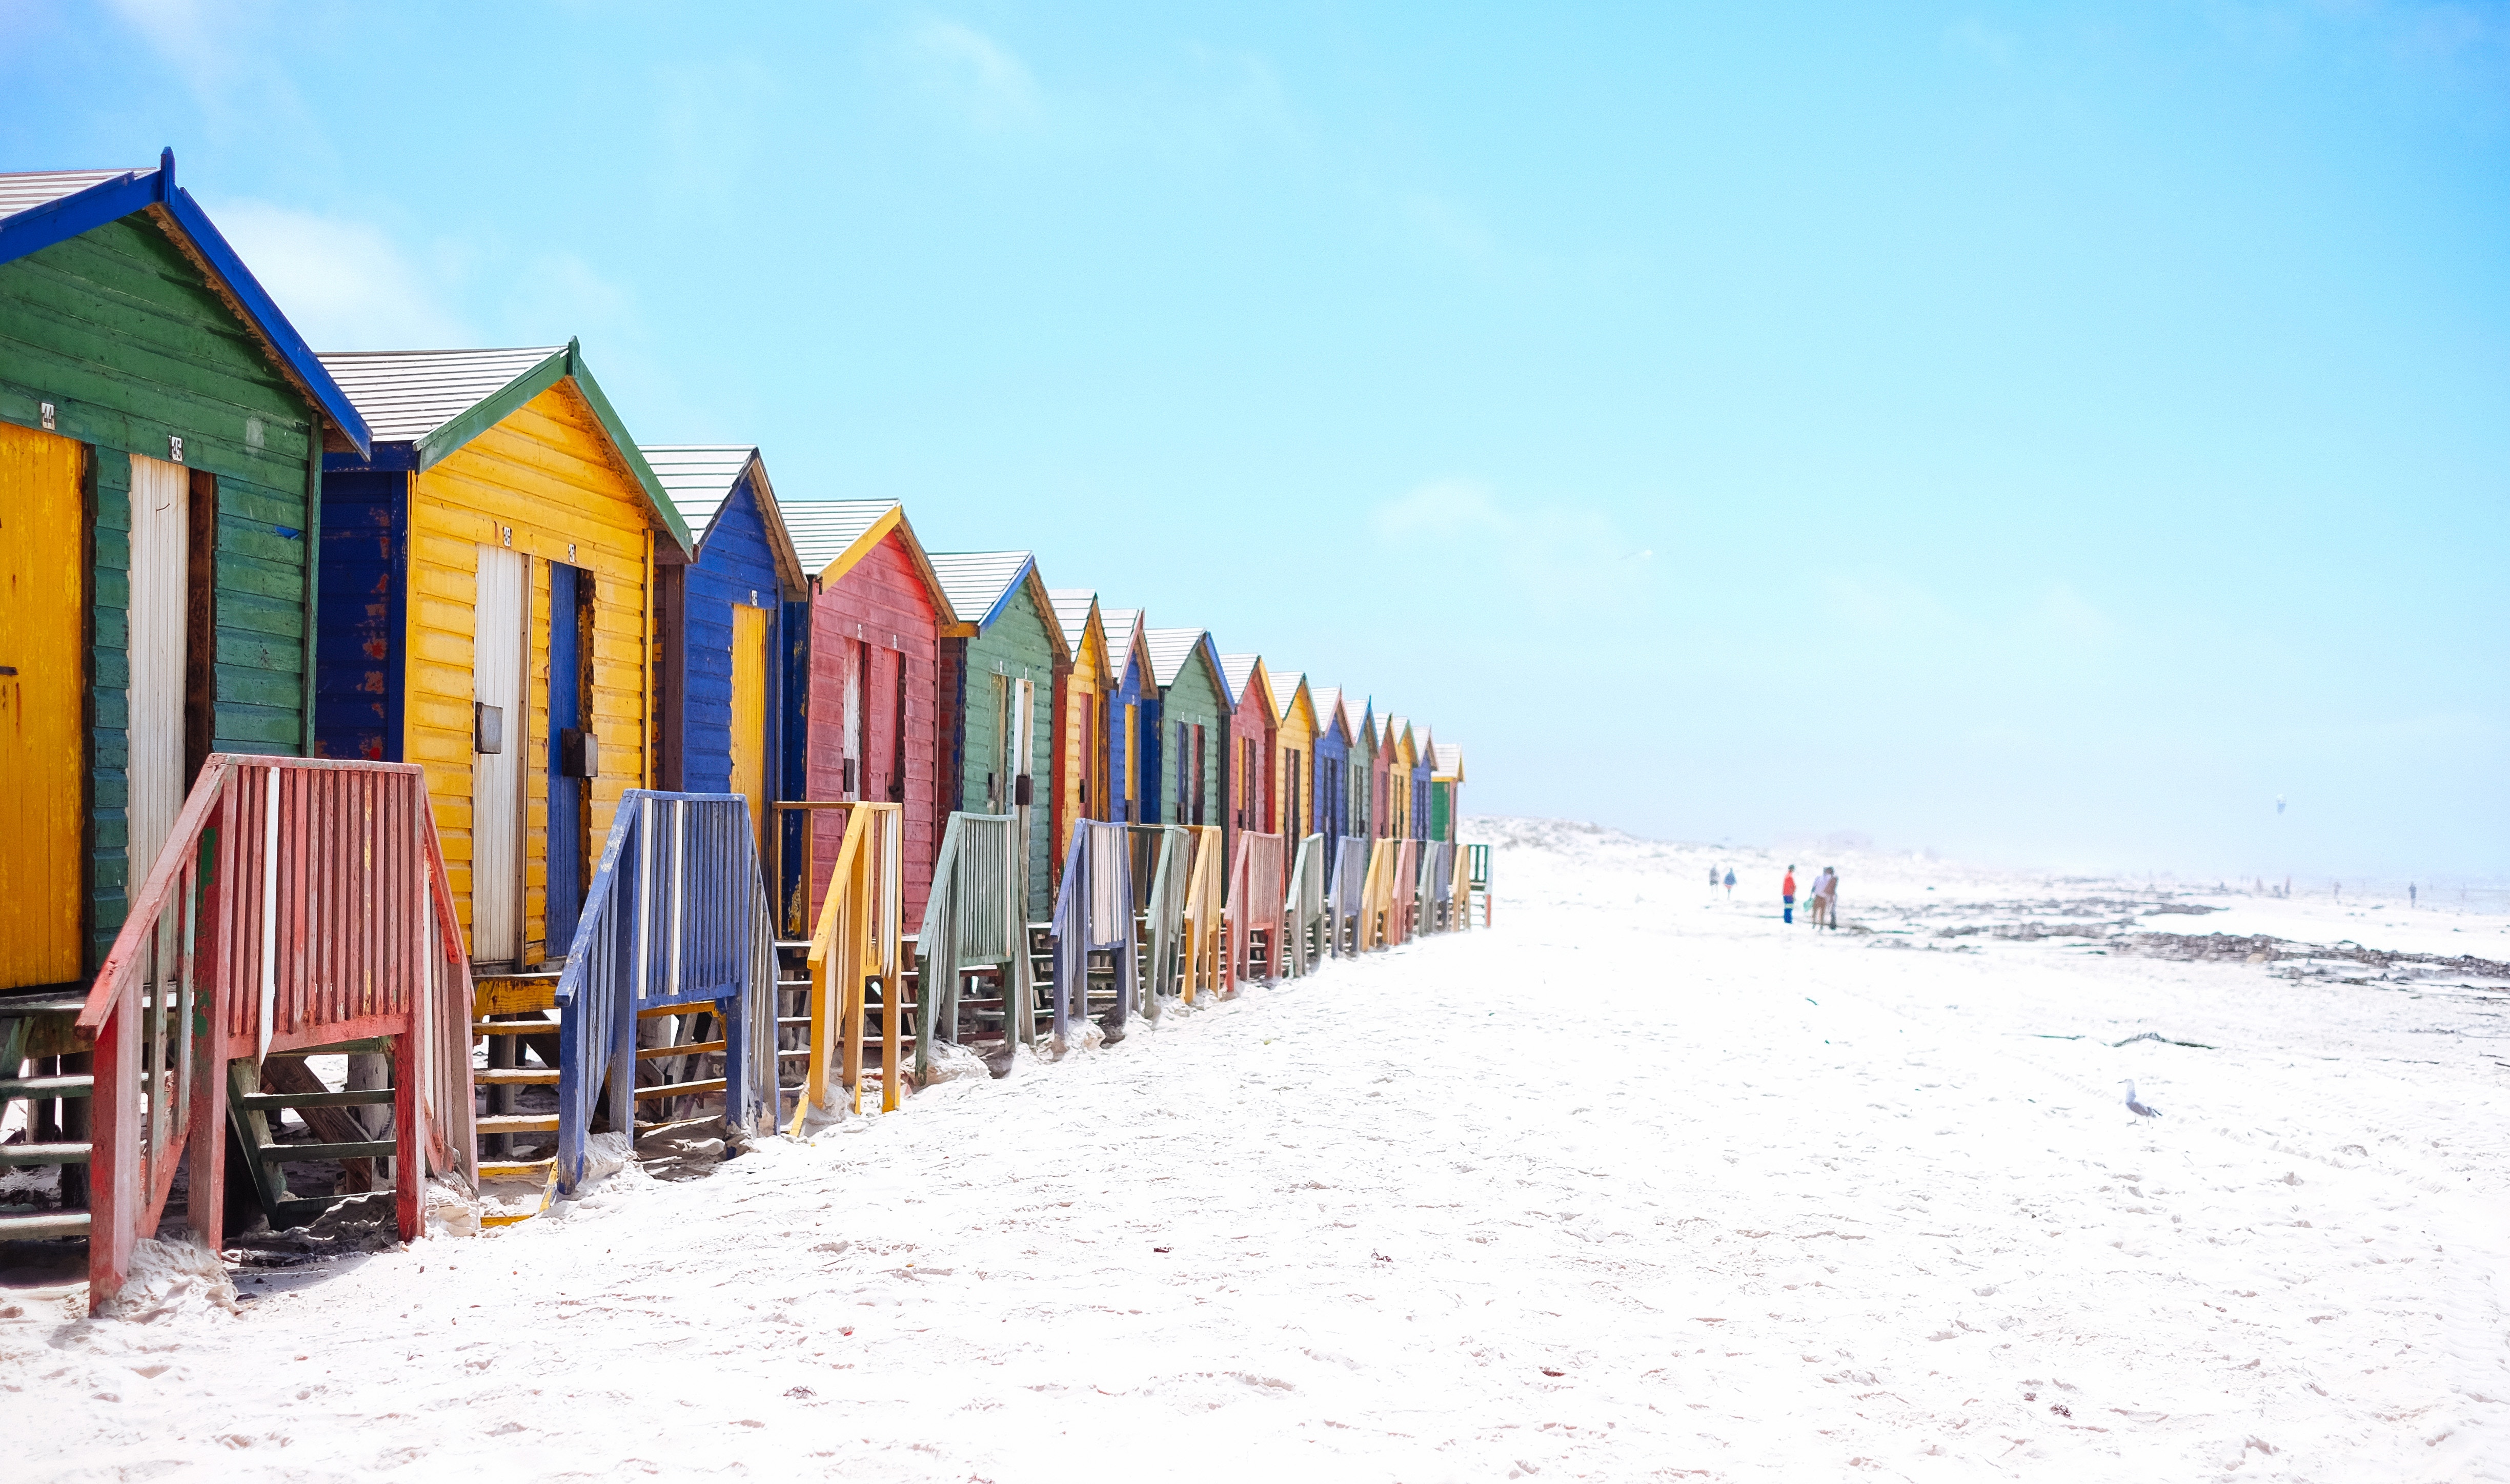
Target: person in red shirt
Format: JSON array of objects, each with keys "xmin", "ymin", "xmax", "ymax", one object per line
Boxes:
[{"xmin": 1783, "ymin": 866, "xmax": 1797, "ymax": 925}]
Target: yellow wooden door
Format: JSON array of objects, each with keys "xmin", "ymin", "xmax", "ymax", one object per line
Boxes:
[
  {"xmin": 729, "ymin": 603, "xmax": 768, "ymax": 848},
  {"xmin": 0, "ymin": 423, "xmax": 86, "ymax": 988}
]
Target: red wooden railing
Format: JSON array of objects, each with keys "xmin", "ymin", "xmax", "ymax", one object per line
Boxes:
[
  {"xmin": 75, "ymin": 756, "xmax": 474, "ymax": 1311},
  {"xmin": 1226, "ymin": 830, "xmax": 1286, "ymax": 986}
]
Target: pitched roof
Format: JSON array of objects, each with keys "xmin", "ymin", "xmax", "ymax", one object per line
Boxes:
[
  {"xmin": 638, "ymin": 443, "xmax": 808, "ymax": 594},
  {"xmin": 782, "ymin": 500, "xmax": 900, "ymax": 574},
  {"xmin": 318, "ymin": 340, "xmax": 689, "ymax": 555},
  {"xmin": 1271, "ymin": 671, "xmax": 1314, "ymax": 730},
  {"xmin": 1145, "ymin": 627, "xmax": 1212, "ymax": 690},
  {"xmin": 1101, "ymin": 608, "xmax": 1145, "ymax": 678},
  {"xmin": 925, "ymin": 551, "xmax": 1035, "ymax": 631},
  {"xmin": 1432, "ymin": 742, "xmax": 1465, "ymax": 779},
  {"xmin": 1219, "ymin": 653, "xmax": 1260, "ymax": 700},
  {"xmin": 1, "ymin": 153, "xmax": 372, "ymax": 455},
  {"xmin": 1310, "ymin": 686, "xmax": 1344, "ymax": 740},
  {"xmin": 1046, "ymin": 589, "xmax": 1099, "ymax": 662},
  {"xmin": 779, "ymin": 500, "xmax": 960, "ymax": 625}
]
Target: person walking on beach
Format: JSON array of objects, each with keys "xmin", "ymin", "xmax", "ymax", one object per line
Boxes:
[
  {"xmin": 1723, "ymin": 868, "xmax": 1735, "ymax": 899},
  {"xmin": 1708, "ymin": 865, "xmax": 1718, "ymax": 898},
  {"xmin": 1783, "ymin": 866, "xmax": 1797, "ymax": 925},
  {"xmin": 1821, "ymin": 867, "xmax": 1841, "ymax": 929}
]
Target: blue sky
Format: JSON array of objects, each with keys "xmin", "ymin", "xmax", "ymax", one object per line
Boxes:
[{"xmin": 7, "ymin": 2, "xmax": 2505, "ymax": 881}]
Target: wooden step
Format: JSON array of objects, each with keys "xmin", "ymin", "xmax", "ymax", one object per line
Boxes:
[
  {"xmin": 258, "ymin": 1139, "xmax": 394, "ymax": 1162},
  {"xmin": 235, "ymin": 1087, "xmax": 395, "ymax": 1112},
  {"xmin": 0, "ymin": 1142, "xmax": 91, "ymax": 1166},
  {"xmin": 474, "ymin": 1020, "xmax": 556, "ymax": 1038},
  {"xmin": 0, "ymin": 1073, "xmax": 93, "ymax": 1100},
  {"xmin": 638, "ymin": 1039, "xmax": 726, "ymax": 1060},
  {"xmin": 0, "ymin": 1208, "xmax": 91, "ymax": 1239},
  {"xmin": 479, "ymin": 1158, "xmax": 554, "ymax": 1181},
  {"xmin": 473, "ymin": 1114, "xmax": 559, "ymax": 1136},
  {"xmin": 632, "ymin": 1078, "xmax": 726, "ymax": 1102},
  {"xmin": 474, "ymin": 1067, "xmax": 559, "ymax": 1086}
]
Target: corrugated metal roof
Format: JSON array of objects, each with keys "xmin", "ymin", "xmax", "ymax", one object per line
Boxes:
[
  {"xmin": 1101, "ymin": 608, "xmax": 1144, "ymax": 675},
  {"xmin": 1309, "ymin": 686, "xmax": 1342, "ymax": 735},
  {"xmin": 1219, "ymin": 653, "xmax": 1262, "ymax": 709},
  {"xmin": 318, "ymin": 347, "xmax": 561, "ymax": 442},
  {"xmin": 781, "ymin": 499, "xmax": 901, "ymax": 574},
  {"xmin": 1271, "ymin": 670, "xmax": 1306, "ymax": 723},
  {"xmin": 639, "ymin": 444, "xmax": 755, "ymax": 538},
  {"xmin": 926, "ymin": 551, "xmax": 1033, "ymax": 630},
  {"xmin": 1046, "ymin": 588, "xmax": 1097, "ymax": 661},
  {"xmin": 1145, "ymin": 628, "xmax": 1208, "ymax": 690},
  {"xmin": 0, "ymin": 168, "xmax": 137, "ymax": 221},
  {"xmin": 1433, "ymin": 743, "xmax": 1464, "ymax": 777}
]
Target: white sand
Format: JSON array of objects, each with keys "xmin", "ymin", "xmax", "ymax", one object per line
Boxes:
[{"xmin": 9, "ymin": 818, "xmax": 2506, "ymax": 1481}]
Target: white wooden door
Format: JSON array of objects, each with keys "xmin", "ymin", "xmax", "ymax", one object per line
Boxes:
[
  {"xmin": 126, "ymin": 454, "xmax": 187, "ymax": 893},
  {"xmin": 472, "ymin": 545, "xmax": 526, "ymax": 963}
]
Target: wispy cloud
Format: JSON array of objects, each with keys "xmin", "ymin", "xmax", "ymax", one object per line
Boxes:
[
  {"xmin": 902, "ymin": 16, "xmax": 1040, "ymax": 131},
  {"xmin": 1372, "ymin": 478, "xmax": 1656, "ymax": 626},
  {"xmin": 211, "ymin": 201, "xmax": 471, "ymax": 350}
]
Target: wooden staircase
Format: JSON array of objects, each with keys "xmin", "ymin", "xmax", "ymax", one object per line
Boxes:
[{"xmin": 0, "ymin": 994, "xmax": 93, "ymax": 1251}]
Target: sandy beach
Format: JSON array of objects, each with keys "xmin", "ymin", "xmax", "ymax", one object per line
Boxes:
[{"xmin": 9, "ymin": 818, "xmax": 2506, "ymax": 1481}]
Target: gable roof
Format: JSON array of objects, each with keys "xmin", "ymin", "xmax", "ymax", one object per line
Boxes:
[
  {"xmin": 926, "ymin": 551, "xmax": 1035, "ymax": 633},
  {"xmin": 1219, "ymin": 654, "xmax": 1274, "ymax": 721},
  {"xmin": 320, "ymin": 339, "xmax": 691, "ymax": 556},
  {"xmin": 1432, "ymin": 742, "xmax": 1465, "ymax": 781},
  {"xmin": 1101, "ymin": 608, "xmax": 1147, "ymax": 682},
  {"xmin": 639, "ymin": 443, "xmax": 808, "ymax": 594},
  {"xmin": 1271, "ymin": 671, "xmax": 1318, "ymax": 736},
  {"xmin": 779, "ymin": 499, "xmax": 961, "ymax": 626},
  {"xmin": 1046, "ymin": 589, "xmax": 1103, "ymax": 666},
  {"xmin": 1145, "ymin": 627, "xmax": 1218, "ymax": 691},
  {"xmin": 1310, "ymin": 686, "xmax": 1346, "ymax": 744},
  {"xmin": 0, "ymin": 152, "xmax": 373, "ymax": 455}
]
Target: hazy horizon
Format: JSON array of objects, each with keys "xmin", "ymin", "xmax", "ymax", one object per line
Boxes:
[{"xmin": 8, "ymin": 3, "xmax": 2502, "ymax": 882}]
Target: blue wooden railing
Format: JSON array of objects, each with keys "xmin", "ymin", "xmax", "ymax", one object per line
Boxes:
[
  {"xmin": 1050, "ymin": 821, "xmax": 1138, "ymax": 1041},
  {"xmin": 551, "ymin": 791, "xmax": 779, "ymax": 1193}
]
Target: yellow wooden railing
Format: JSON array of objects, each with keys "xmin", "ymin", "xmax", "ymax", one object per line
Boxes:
[{"xmin": 790, "ymin": 802, "xmax": 903, "ymax": 1128}]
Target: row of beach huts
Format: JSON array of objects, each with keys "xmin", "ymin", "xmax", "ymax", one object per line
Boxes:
[{"xmin": 0, "ymin": 155, "xmax": 1485, "ymax": 1307}]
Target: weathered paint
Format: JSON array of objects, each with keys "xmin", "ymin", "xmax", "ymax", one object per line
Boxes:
[
  {"xmin": 1270, "ymin": 670, "xmax": 1317, "ymax": 842},
  {"xmin": 1142, "ymin": 629, "xmax": 1228, "ymax": 834},
  {"xmin": 1099, "ymin": 608, "xmax": 1152, "ymax": 824},
  {"xmin": 1308, "ymin": 686, "xmax": 1351, "ymax": 856},
  {"xmin": 797, "ymin": 515, "xmax": 950, "ymax": 927},
  {"xmin": 1046, "ymin": 590, "xmax": 1109, "ymax": 889},
  {"xmin": 1218, "ymin": 654, "xmax": 1274, "ymax": 882},
  {"xmin": 318, "ymin": 350, "xmax": 679, "ymax": 970},
  {"xmin": 1430, "ymin": 742, "xmax": 1465, "ymax": 842},
  {"xmin": 933, "ymin": 557, "xmax": 1065, "ymax": 923},
  {"xmin": 1, "ymin": 200, "xmax": 345, "ymax": 979},
  {"xmin": 1387, "ymin": 718, "xmax": 1418, "ymax": 841},
  {"xmin": 0, "ymin": 421, "xmax": 86, "ymax": 985}
]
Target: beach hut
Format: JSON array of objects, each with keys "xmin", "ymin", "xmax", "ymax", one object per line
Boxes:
[
  {"xmin": 314, "ymin": 341, "xmax": 689, "ymax": 971},
  {"xmin": 1046, "ymin": 591, "xmax": 1110, "ymax": 887},
  {"xmin": 641, "ymin": 446, "xmax": 808, "ymax": 841},
  {"xmin": 1218, "ymin": 654, "xmax": 1275, "ymax": 859},
  {"xmin": 1431, "ymin": 742, "xmax": 1466, "ymax": 842},
  {"xmin": 779, "ymin": 501, "xmax": 957, "ymax": 930},
  {"xmin": 1, "ymin": 155, "xmax": 373, "ymax": 993},
  {"xmin": 1352, "ymin": 701, "xmax": 1382, "ymax": 840},
  {"xmin": 1, "ymin": 156, "xmax": 393, "ymax": 1257},
  {"xmin": 1100, "ymin": 608, "xmax": 1153, "ymax": 824},
  {"xmin": 1386, "ymin": 718, "xmax": 1418, "ymax": 841},
  {"xmin": 1270, "ymin": 672, "xmax": 1318, "ymax": 843},
  {"xmin": 1143, "ymin": 628, "xmax": 1228, "ymax": 830},
  {"xmin": 1309, "ymin": 685, "xmax": 1351, "ymax": 855},
  {"xmin": 929, "ymin": 551, "xmax": 1066, "ymax": 924},
  {"xmin": 1409, "ymin": 723, "xmax": 1436, "ymax": 841}
]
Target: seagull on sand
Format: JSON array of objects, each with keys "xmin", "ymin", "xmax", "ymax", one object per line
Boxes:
[{"xmin": 2121, "ymin": 1080, "xmax": 2162, "ymax": 1118}]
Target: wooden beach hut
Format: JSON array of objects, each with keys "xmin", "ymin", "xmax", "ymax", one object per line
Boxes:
[
  {"xmin": 314, "ymin": 341, "xmax": 689, "ymax": 971},
  {"xmin": 779, "ymin": 501, "xmax": 958, "ymax": 930},
  {"xmin": 1386, "ymin": 718, "xmax": 1418, "ymax": 841},
  {"xmin": 1099, "ymin": 608, "xmax": 1153, "ymax": 823},
  {"xmin": 1409, "ymin": 723, "xmax": 1436, "ymax": 841},
  {"xmin": 1431, "ymin": 742, "xmax": 1465, "ymax": 842},
  {"xmin": 641, "ymin": 445, "xmax": 808, "ymax": 839},
  {"xmin": 929, "ymin": 551, "xmax": 1067, "ymax": 924},
  {"xmin": 1218, "ymin": 654, "xmax": 1275, "ymax": 862},
  {"xmin": 1046, "ymin": 590, "xmax": 1110, "ymax": 887},
  {"xmin": 1143, "ymin": 628, "xmax": 1229, "ymax": 831},
  {"xmin": 1308, "ymin": 685, "xmax": 1351, "ymax": 855},
  {"xmin": 1270, "ymin": 671, "xmax": 1318, "ymax": 843},
  {"xmin": 1353, "ymin": 700, "xmax": 1383, "ymax": 841},
  {"xmin": 1, "ymin": 156, "xmax": 373, "ymax": 993}
]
